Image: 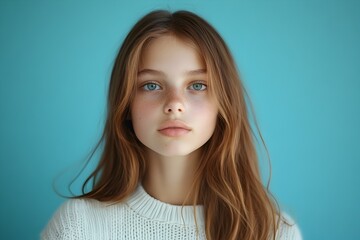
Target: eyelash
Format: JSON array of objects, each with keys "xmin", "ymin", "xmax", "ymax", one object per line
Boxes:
[
  {"xmin": 142, "ymin": 82, "xmax": 161, "ymax": 91},
  {"xmin": 141, "ymin": 81, "xmax": 207, "ymax": 91},
  {"xmin": 188, "ymin": 82, "xmax": 207, "ymax": 91}
]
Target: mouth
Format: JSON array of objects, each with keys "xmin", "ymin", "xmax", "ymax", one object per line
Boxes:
[{"xmin": 158, "ymin": 121, "xmax": 191, "ymax": 137}]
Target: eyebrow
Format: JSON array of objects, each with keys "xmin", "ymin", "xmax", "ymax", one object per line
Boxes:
[{"xmin": 137, "ymin": 68, "xmax": 207, "ymax": 76}]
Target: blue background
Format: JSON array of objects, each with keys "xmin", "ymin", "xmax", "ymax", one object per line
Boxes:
[{"xmin": 1, "ymin": 0, "xmax": 359, "ymax": 239}]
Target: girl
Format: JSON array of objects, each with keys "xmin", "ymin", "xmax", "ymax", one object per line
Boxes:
[{"xmin": 42, "ymin": 10, "xmax": 302, "ymax": 240}]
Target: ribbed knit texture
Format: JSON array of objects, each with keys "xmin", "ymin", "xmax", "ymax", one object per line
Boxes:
[{"xmin": 41, "ymin": 185, "xmax": 302, "ymax": 239}]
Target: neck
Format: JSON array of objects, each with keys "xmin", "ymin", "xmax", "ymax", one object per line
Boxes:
[{"xmin": 142, "ymin": 148, "xmax": 201, "ymax": 205}]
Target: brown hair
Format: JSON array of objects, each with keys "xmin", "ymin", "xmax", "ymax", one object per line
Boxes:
[{"xmin": 76, "ymin": 10, "xmax": 285, "ymax": 240}]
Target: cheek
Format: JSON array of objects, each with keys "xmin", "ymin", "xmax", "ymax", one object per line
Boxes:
[
  {"xmin": 190, "ymin": 97, "xmax": 218, "ymax": 120},
  {"xmin": 131, "ymin": 98, "xmax": 159, "ymax": 128}
]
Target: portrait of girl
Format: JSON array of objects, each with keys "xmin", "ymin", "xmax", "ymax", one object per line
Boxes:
[{"xmin": 41, "ymin": 9, "xmax": 302, "ymax": 240}]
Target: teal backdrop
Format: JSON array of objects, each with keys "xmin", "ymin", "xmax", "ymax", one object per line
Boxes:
[{"xmin": 1, "ymin": 0, "xmax": 359, "ymax": 239}]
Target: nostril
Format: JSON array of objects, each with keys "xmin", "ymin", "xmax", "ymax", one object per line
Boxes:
[{"xmin": 164, "ymin": 105, "xmax": 184, "ymax": 113}]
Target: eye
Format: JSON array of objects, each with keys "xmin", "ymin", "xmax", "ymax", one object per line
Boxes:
[
  {"xmin": 189, "ymin": 82, "xmax": 207, "ymax": 91},
  {"xmin": 142, "ymin": 82, "xmax": 161, "ymax": 91}
]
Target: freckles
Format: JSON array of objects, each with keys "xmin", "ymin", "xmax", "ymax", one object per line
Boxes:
[
  {"xmin": 133, "ymin": 98, "xmax": 160, "ymax": 119},
  {"xmin": 188, "ymin": 97, "xmax": 215, "ymax": 111}
]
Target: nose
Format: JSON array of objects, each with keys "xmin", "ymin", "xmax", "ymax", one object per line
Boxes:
[{"xmin": 163, "ymin": 91, "xmax": 185, "ymax": 114}]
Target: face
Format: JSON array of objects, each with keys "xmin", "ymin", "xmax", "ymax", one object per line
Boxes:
[{"xmin": 130, "ymin": 35, "xmax": 218, "ymax": 158}]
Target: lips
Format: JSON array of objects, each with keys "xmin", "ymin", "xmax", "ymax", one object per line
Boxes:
[{"xmin": 158, "ymin": 121, "xmax": 191, "ymax": 137}]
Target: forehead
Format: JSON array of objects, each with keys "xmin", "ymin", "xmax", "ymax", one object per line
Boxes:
[{"xmin": 139, "ymin": 35, "xmax": 205, "ymax": 72}]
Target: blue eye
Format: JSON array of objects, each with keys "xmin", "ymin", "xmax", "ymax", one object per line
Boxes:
[
  {"xmin": 189, "ymin": 83, "xmax": 207, "ymax": 91},
  {"xmin": 143, "ymin": 83, "xmax": 161, "ymax": 91}
]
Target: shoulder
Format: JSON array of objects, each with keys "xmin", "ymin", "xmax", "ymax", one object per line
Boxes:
[
  {"xmin": 276, "ymin": 212, "xmax": 303, "ymax": 240},
  {"xmin": 46, "ymin": 198, "xmax": 102, "ymax": 222},
  {"xmin": 41, "ymin": 198, "xmax": 104, "ymax": 240}
]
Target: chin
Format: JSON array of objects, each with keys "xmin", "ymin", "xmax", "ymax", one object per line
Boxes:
[
  {"xmin": 156, "ymin": 150, "xmax": 194, "ymax": 158},
  {"xmin": 153, "ymin": 145, "xmax": 203, "ymax": 158}
]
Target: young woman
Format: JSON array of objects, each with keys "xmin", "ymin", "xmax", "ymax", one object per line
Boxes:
[{"xmin": 42, "ymin": 10, "xmax": 302, "ymax": 240}]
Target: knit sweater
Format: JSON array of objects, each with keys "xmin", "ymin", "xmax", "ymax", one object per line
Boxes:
[{"xmin": 41, "ymin": 185, "xmax": 302, "ymax": 239}]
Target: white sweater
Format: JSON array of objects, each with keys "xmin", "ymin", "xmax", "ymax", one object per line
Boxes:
[{"xmin": 41, "ymin": 185, "xmax": 302, "ymax": 239}]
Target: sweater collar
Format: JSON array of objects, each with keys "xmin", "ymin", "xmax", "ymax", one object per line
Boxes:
[{"xmin": 126, "ymin": 184, "xmax": 204, "ymax": 226}]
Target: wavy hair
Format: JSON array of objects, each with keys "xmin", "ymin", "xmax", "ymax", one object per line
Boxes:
[{"xmin": 76, "ymin": 10, "xmax": 285, "ymax": 240}]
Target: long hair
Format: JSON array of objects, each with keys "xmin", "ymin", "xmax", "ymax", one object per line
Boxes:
[{"xmin": 76, "ymin": 10, "xmax": 284, "ymax": 240}]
